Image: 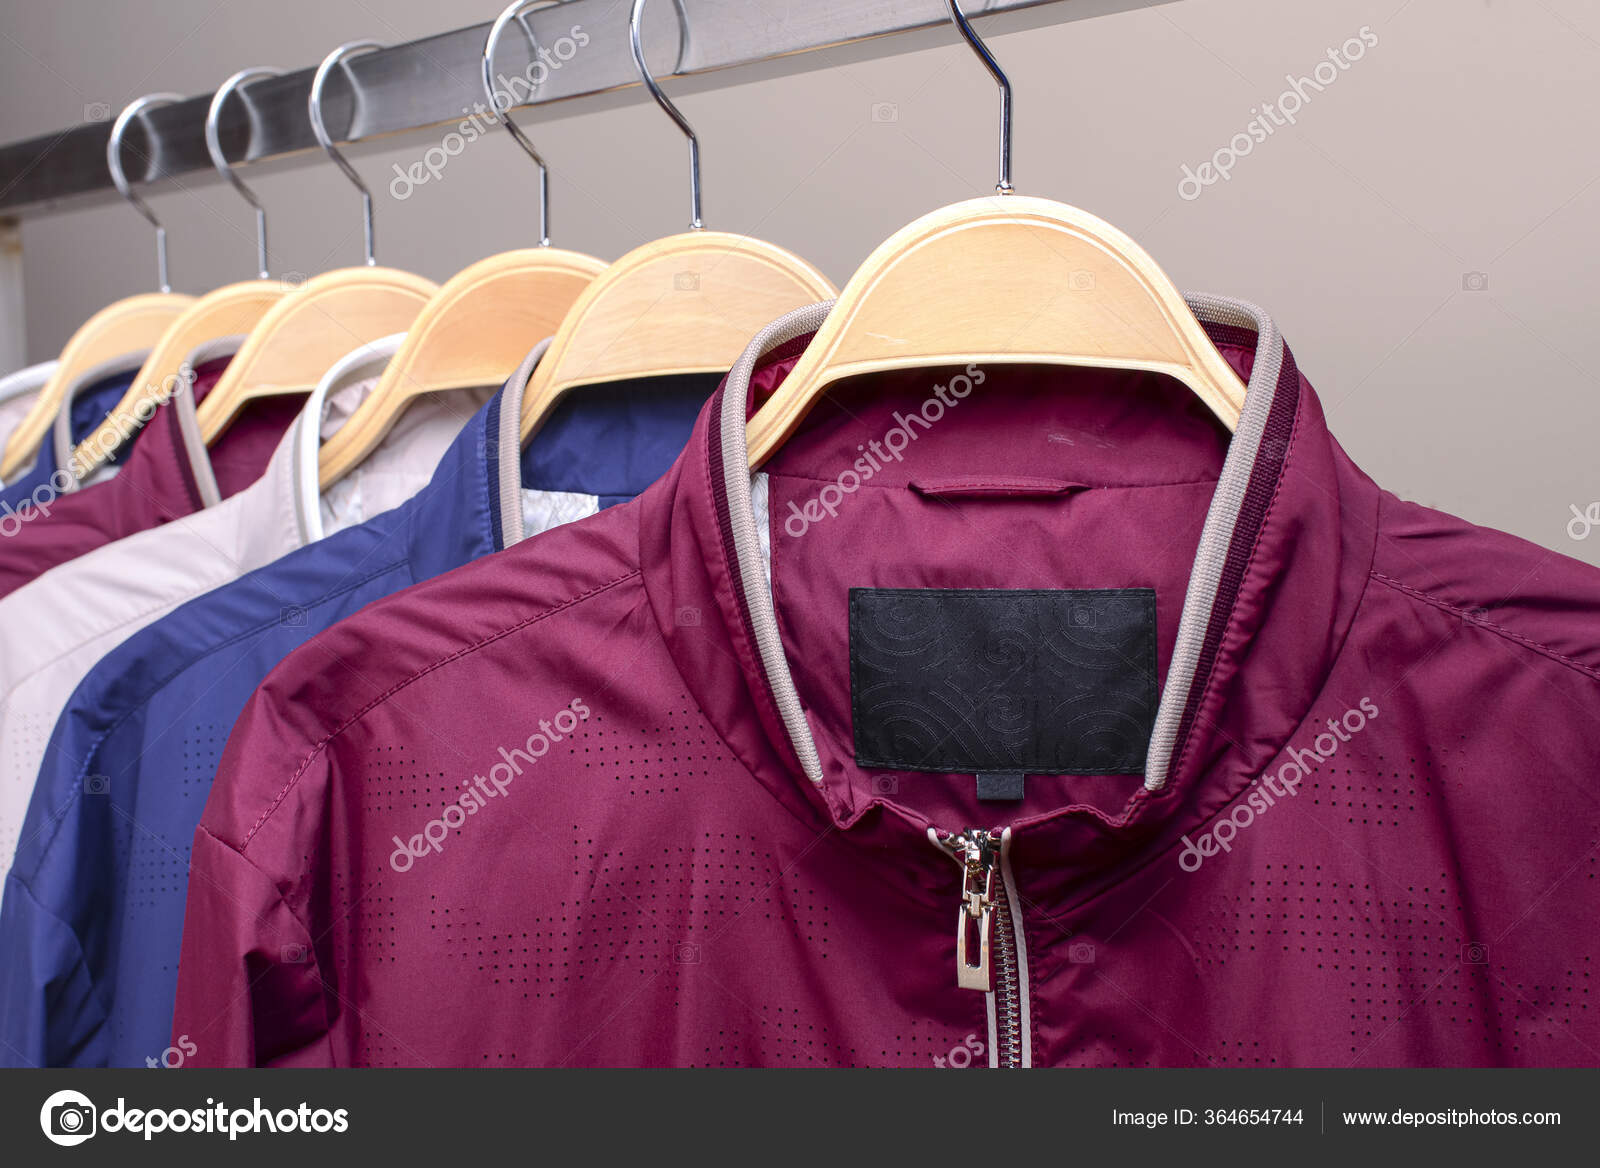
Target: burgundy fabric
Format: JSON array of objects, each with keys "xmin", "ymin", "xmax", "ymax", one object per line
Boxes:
[
  {"xmin": 174, "ymin": 323, "xmax": 1600, "ymax": 1067},
  {"xmin": 0, "ymin": 358, "xmax": 299, "ymax": 598}
]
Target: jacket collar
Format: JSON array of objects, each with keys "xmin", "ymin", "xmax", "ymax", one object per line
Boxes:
[
  {"xmin": 642, "ymin": 295, "xmax": 1378, "ymax": 895},
  {"xmin": 58, "ymin": 338, "xmax": 242, "ymax": 512},
  {"xmin": 384, "ymin": 337, "xmax": 571, "ymax": 579},
  {"xmin": 46, "ymin": 354, "xmax": 148, "ymax": 480},
  {"xmin": 0, "ymin": 361, "xmax": 57, "ymax": 488}
]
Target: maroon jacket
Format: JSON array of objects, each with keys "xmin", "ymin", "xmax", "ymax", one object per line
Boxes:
[
  {"xmin": 175, "ymin": 297, "xmax": 1600, "ymax": 1067},
  {"xmin": 0, "ymin": 357, "xmax": 300, "ymax": 598}
]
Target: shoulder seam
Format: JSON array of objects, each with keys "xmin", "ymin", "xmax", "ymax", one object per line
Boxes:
[
  {"xmin": 78, "ymin": 558, "xmax": 407, "ymax": 762},
  {"xmin": 239, "ymin": 567, "xmax": 643, "ymax": 850},
  {"xmin": 1370, "ymin": 570, "xmax": 1600, "ymax": 684},
  {"xmin": 28, "ymin": 559, "xmax": 412, "ymax": 877}
]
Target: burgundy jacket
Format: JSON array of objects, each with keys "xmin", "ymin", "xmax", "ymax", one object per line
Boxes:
[
  {"xmin": 174, "ymin": 297, "xmax": 1600, "ymax": 1067},
  {"xmin": 0, "ymin": 357, "xmax": 299, "ymax": 599}
]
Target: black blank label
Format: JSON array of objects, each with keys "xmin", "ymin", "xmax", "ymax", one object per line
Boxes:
[{"xmin": 849, "ymin": 588, "xmax": 1157, "ymax": 775}]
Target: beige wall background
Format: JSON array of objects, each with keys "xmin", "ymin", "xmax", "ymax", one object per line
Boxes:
[{"xmin": 1, "ymin": 0, "xmax": 1596, "ymax": 563}]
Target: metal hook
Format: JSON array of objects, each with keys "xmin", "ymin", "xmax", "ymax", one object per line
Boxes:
[
  {"xmin": 483, "ymin": 1, "xmax": 562, "ymax": 247},
  {"xmin": 945, "ymin": 0, "xmax": 1013, "ymax": 195},
  {"xmin": 309, "ymin": 41, "xmax": 383, "ymax": 266},
  {"xmin": 629, "ymin": 0, "xmax": 702, "ymax": 230},
  {"xmin": 107, "ymin": 93, "xmax": 184, "ymax": 292},
  {"xmin": 206, "ymin": 67, "xmax": 283, "ymax": 279}
]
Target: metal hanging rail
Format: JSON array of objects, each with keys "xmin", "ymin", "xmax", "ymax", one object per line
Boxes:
[{"xmin": 0, "ymin": 0, "xmax": 1162, "ymax": 218}]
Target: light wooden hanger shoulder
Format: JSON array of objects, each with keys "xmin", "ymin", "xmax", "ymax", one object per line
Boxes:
[
  {"xmin": 194, "ymin": 268, "xmax": 438, "ymax": 445},
  {"xmin": 318, "ymin": 3, "xmax": 607, "ymax": 490},
  {"xmin": 75, "ymin": 68, "xmax": 291, "ymax": 479},
  {"xmin": 747, "ymin": 0, "xmax": 1247, "ymax": 467},
  {"xmin": 0, "ymin": 295, "xmax": 191, "ymax": 481},
  {"xmin": 520, "ymin": 0, "xmax": 837, "ymax": 442},
  {"xmin": 0, "ymin": 95, "xmax": 195, "ymax": 481},
  {"xmin": 195, "ymin": 42, "xmax": 438, "ymax": 445}
]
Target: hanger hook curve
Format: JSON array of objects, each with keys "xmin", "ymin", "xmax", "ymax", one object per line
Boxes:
[
  {"xmin": 629, "ymin": 0, "xmax": 702, "ymax": 230},
  {"xmin": 107, "ymin": 93, "xmax": 185, "ymax": 292},
  {"xmin": 945, "ymin": 0, "xmax": 1013, "ymax": 195},
  {"xmin": 483, "ymin": 0, "xmax": 562, "ymax": 247},
  {"xmin": 207, "ymin": 67, "xmax": 283, "ymax": 279},
  {"xmin": 309, "ymin": 40, "xmax": 383, "ymax": 265}
]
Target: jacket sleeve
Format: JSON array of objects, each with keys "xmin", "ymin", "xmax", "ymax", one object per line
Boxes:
[
  {"xmin": 0, "ymin": 874, "xmax": 101, "ymax": 1068},
  {"xmin": 171, "ymin": 825, "xmax": 332, "ymax": 1067}
]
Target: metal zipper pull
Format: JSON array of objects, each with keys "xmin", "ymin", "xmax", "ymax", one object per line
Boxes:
[{"xmin": 948, "ymin": 830, "xmax": 998, "ymax": 992}]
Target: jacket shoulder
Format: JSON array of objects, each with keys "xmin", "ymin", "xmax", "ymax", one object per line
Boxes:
[
  {"xmin": 201, "ymin": 502, "xmax": 645, "ymax": 849},
  {"xmin": 1372, "ymin": 492, "xmax": 1600, "ymax": 680}
]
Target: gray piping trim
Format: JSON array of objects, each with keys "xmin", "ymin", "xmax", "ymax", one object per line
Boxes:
[
  {"xmin": 292, "ymin": 334, "xmax": 407, "ymax": 543},
  {"xmin": 717, "ymin": 295, "xmax": 1285, "ymax": 797},
  {"xmin": 174, "ymin": 334, "xmax": 249, "ymax": 509},
  {"xmin": 49, "ymin": 350, "xmax": 151, "ymax": 485},
  {"xmin": 718, "ymin": 300, "xmax": 836, "ymax": 786},
  {"xmin": 986, "ymin": 983, "xmax": 1000, "ymax": 1069},
  {"xmin": 498, "ymin": 336, "xmax": 552, "ymax": 548},
  {"xmin": 0, "ymin": 360, "xmax": 54, "ymax": 406},
  {"xmin": 1141, "ymin": 295, "xmax": 1283, "ymax": 791},
  {"xmin": 749, "ymin": 472, "xmax": 773, "ymax": 595}
]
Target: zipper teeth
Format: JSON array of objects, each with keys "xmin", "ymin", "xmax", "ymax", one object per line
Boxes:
[{"xmin": 993, "ymin": 842, "xmax": 1022, "ymax": 1069}]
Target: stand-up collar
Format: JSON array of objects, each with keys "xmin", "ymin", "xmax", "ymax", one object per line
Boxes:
[
  {"xmin": 57, "ymin": 337, "xmax": 242, "ymax": 505},
  {"xmin": 47, "ymin": 353, "xmax": 149, "ymax": 478},
  {"xmin": 642, "ymin": 295, "xmax": 1379, "ymax": 893}
]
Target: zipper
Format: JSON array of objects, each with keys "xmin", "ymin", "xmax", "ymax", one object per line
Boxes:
[{"xmin": 938, "ymin": 827, "xmax": 1025, "ymax": 1068}]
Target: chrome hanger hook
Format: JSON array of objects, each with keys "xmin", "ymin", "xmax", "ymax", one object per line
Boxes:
[
  {"xmin": 207, "ymin": 67, "xmax": 283, "ymax": 279},
  {"xmin": 483, "ymin": 1, "xmax": 561, "ymax": 247},
  {"xmin": 107, "ymin": 93, "xmax": 185, "ymax": 292},
  {"xmin": 945, "ymin": 0, "xmax": 1013, "ymax": 195},
  {"xmin": 309, "ymin": 40, "xmax": 383, "ymax": 266},
  {"xmin": 629, "ymin": 0, "xmax": 702, "ymax": 230}
]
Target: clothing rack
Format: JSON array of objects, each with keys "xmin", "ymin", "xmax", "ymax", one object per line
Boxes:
[{"xmin": 0, "ymin": 0, "xmax": 1160, "ymax": 219}]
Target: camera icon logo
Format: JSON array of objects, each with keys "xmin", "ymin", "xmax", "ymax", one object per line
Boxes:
[
  {"xmin": 674, "ymin": 606, "xmax": 702, "ymax": 627},
  {"xmin": 83, "ymin": 774, "xmax": 110, "ymax": 796},
  {"xmin": 84, "ymin": 102, "xmax": 111, "ymax": 123},
  {"xmin": 40, "ymin": 1089, "xmax": 97, "ymax": 1146},
  {"xmin": 1462, "ymin": 271, "xmax": 1489, "ymax": 292},
  {"xmin": 870, "ymin": 102, "xmax": 899, "ymax": 123},
  {"xmin": 1068, "ymin": 269, "xmax": 1096, "ymax": 292},
  {"xmin": 1067, "ymin": 941, "xmax": 1096, "ymax": 964},
  {"xmin": 673, "ymin": 271, "xmax": 700, "ymax": 292},
  {"xmin": 282, "ymin": 942, "xmax": 310, "ymax": 964},
  {"xmin": 280, "ymin": 606, "xmax": 308, "ymax": 628},
  {"xmin": 281, "ymin": 271, "xmax": 308, "ymax": 291},
  {"xmin": 871, "ymin": 775, "xmax": 899, "ymax": 796},
  {"xmin": 674, "ymin": 942, "xmax": 701, "ymax": 964},
  {"xmin": 1461, "ymin": 941, "xmax": 1489, "ymax": 965}
]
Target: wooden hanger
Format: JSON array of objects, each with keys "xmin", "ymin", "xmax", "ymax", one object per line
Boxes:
[
  {"xmin": 317, "ymin": 4, "xmax": 606, "ymax": 489},
  {"xmin": 746, "ymin": 1, "xmax": 1247, "ymax": 466},
  {"xmin": 320, "ymin": 248, "xmax": 605, "ymax": 488},
  {"xmin": 194, "ymin": 42, "xmax": 438, "ymax": 445},
  {"xmin": 73, "ymin": 285, "xmax": 282, "ymax": 476},
  {"xmin": 0, "ymin": 295, "xmax": 192, "ymax": 480},
  {"xmin": 74, "ymin": 68, "xmax": 292, "ymax": 479},
  {"xmin": 519, "ymin": 0, "xmax": 836, "ymax": 442},
  {"xmin": 194, "ymin": 268, "xmax": 437, "ymax": 444},
  {"xmin": 0, "ymin": 94, "xmax": 196, "ymax": 481}
]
